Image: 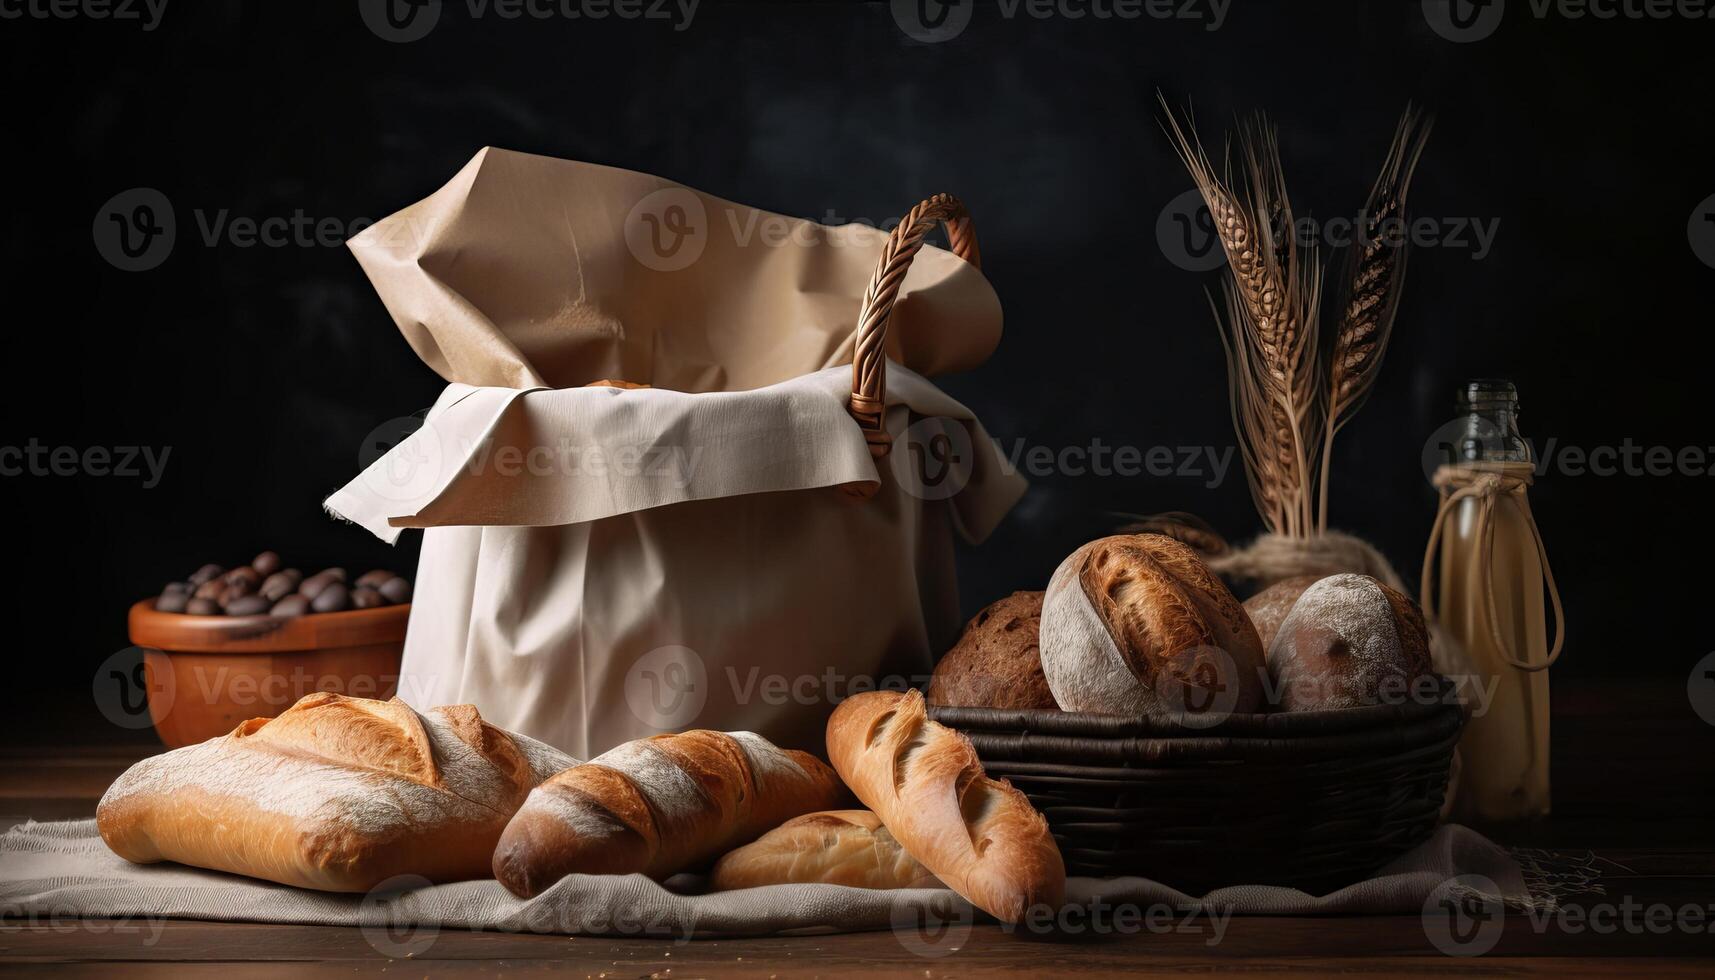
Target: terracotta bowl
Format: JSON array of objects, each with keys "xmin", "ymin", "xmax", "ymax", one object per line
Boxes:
[{"xmin": 127, "ymin": 599, "xmax": 410, "ymax": 748}]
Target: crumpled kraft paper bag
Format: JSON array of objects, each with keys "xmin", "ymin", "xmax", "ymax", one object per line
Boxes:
[
  {"xmin": 329, "ymin": 151, "xmax": 1025, "ymax": 756},
  {"xmin": 346, "ymin": 146, "xmax": 1003, "ymax": 392}
]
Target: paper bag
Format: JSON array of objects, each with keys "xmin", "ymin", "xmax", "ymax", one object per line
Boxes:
[{"xmin": 327, "ymin": 150, "xmax": 1024, "ymax": 756}]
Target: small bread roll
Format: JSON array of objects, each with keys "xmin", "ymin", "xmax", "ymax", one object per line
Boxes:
[
  {"xmin": 1242, "ymin": 574, "xmax": 1322, "ymax": 650},
  {"xmin": 1267, "ymin": 573, "xmax": 1433, "ymax": 711},
  {"xmin": 926, "ymin": 591, "xmax": 1056, "ymax": 710},
  {"xmin": 1039, "ymin": 534, "xmax": 1266, "ymax": 716},
  {"xmin": 709, "ymin": 810, "xmax": 939, "ymax": 891}
]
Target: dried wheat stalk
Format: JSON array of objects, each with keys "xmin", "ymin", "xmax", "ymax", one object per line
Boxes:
[
  {"xmin": 1316, "ymin": 108, "xmax": 1433, "ymax": 531},
  {"xmin": 1162, "ymin": 103, "xmax": 1321, "ymax": 537}
]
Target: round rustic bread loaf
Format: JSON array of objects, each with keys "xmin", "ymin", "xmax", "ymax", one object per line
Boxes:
[
  {"xmin": 1039, "ymin": 534, "xmax": 1266, "ymax": 717},
  {"xmin": 926, "ymin": 591, "xmax": 1055, "ymax": 710},
  {"xmin": 1242, "ymin": 574, "xmax": 1323, "ymax": 651},
  {"xmin": 1266, "ymin": 573, "xmax": 1433, "ymax": 711}
]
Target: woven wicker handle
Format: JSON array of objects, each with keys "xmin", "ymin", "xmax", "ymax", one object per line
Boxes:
[{"xmin": 848, "ymin": 194, "xmax": 980, "ymax": 457}]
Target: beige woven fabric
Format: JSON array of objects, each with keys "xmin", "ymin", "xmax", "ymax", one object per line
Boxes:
[{"xmin": 1, "ymin": 820, "xmax": 1533, "ymax": 942}]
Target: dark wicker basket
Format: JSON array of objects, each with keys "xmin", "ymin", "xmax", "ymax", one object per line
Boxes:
[{"xmin": 926, "ymin": 679, "xmax": 1464, "ymax": 895}]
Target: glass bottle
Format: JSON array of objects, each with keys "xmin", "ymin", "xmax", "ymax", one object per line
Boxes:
[{"xmin": 1428, "ymin": 380, "xmax": 1560, "ymax": 824}]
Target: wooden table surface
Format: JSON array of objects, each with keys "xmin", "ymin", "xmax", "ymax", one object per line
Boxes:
[{"xmin": 2, "ymin": 679, "xmax": 1712, "ymax": 977}]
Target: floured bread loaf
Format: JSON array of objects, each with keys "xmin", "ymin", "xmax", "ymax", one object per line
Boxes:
[
  {"xmin": 96, "ymin": 693, "xmax": 577, "ymax": 891},
  {"xmin": 709, "ymin": 810, "xmax": 939, "ymax": 891},
  {"xmin": 1243, "ymin": 574, "xmax": 1322, "ymax": 650},
  {"xmin": 1039, "ymin": 533, "xmax": 1266, "ymax": 716},
  {"xmin": 927, "ymin": 591, "xmax": 1056, "ymax": 710},
  {"xmin": 1267, "ymin": 573, "xmax": 1433, "ymax": 711},
  {"xmin": 493, "ymin": 730, "xmax": 848, "ymax": 897}
]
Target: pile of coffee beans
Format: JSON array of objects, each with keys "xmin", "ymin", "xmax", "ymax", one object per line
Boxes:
[{"xmin": 153, "ymin": 552, "xmax": 412, "ymax": 618}]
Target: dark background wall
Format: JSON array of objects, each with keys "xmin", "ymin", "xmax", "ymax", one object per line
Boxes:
[{"xmin": 3, "ymin": 0, "xmax": 1710, "ymax": 733}]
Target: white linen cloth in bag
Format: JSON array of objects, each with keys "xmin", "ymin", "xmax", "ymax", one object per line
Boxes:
[
  {"xmin": 326, "ymin": 364, "xmax": 1024, "ymax": 757},
  {"xmin": 324, "ymin": 149, "xmax": 1023, "ymax": 757}
]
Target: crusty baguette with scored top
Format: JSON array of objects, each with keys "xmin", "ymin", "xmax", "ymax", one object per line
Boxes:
[
  {"xmin": 825, "ymin": 690, "xmax": 1065, "ymax": 922},
  {"xmin": 96, "ymin": 693, "xmax": 577, "ymax": 892},
  {"xmin": 709, "ymin": 809, "xmax": 940, "ymax": 891},
  {"xmin": 492, "ymin": 729, "xmax": 849, "ymax": 897}
]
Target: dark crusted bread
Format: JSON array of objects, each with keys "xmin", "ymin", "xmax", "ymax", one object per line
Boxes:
[{"xmin": 926, "ymin": 591, "xmax": 1056, "ymax": 709}]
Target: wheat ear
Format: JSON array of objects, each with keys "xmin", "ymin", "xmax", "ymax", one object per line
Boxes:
[
  {"xmin": 1316, "ymin": 107, "xmax": 1433, "ymax": 531},
  {"xmin": 1162, "ymin": 100, "xmax": 1320, "ymax": 537}
]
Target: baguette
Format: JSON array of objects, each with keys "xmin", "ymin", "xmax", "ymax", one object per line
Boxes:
[
  {"xmin": 493, "ymin": 729, "xmax": 848, "ymax": 897},
  {"xmin": 96, "ymin": 693, "xmax": 577, "ymax": 892},
  {"xmin": 825, "ymin": 689, "xmax": 1065, "ymax": 922},
  {"xmin": 709, "ymin": 810, "xmax": 940, "ymax": 891}
]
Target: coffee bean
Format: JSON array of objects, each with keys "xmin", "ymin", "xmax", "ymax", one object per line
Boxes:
[
  {"xmin": 252, "ymin": 551, "xmax": 282, "ymax": 576},
  {"xmin": 299, "ymin": 572, "xmax": 334, "ymax": 600},
  {"xmin": 185, "ymin": 597, "xmax": 220, "ymax": 616},
  {"xmin": 310, "ymin": 583, "xmax": 351, "ymax": 614},
  {"xmin": 194, "ymin": 578, "xmax": 226, "ymax": 601},
  {"xmin": 225, "ymin": 595, "xmax": 271, "ymax": 616},
  {"xmin": 354, "ymin": 569, "xmax": 394, "ymax": 590},
  {"xmin": 155, "ymin": 591, "xmax": 189, "ymax": 613},
  {"xmin": 378, "ymin": 576, "xmax": 413, "ymax": 604},
  {"xmin": 317, "ymin": 567, "xmax": 349, "ymax": 584},
  {"xmin": 162, "ymin": 581, "xmax": 191, "ymax": 596},
  {"xmin": 225, "ymin": 566, "xmax": 263, "ymax": 589},
  {"xmin": 259, "ymin": 569, "xmax": 303, "ymax": 601},
  {"xmin": 188, "ymin": 564, "xmax": 225, "ymax": 586},
  {"xmin": 218, "ymin": 580, "xmax": 255, "ymax": 607},
  {"xmin": 351, "ymin": 587, "xmax": 384, "ymax": 609},
  {"xmin": 270, "ymin": 594, "xmax": 310, "ymax": 619}
]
